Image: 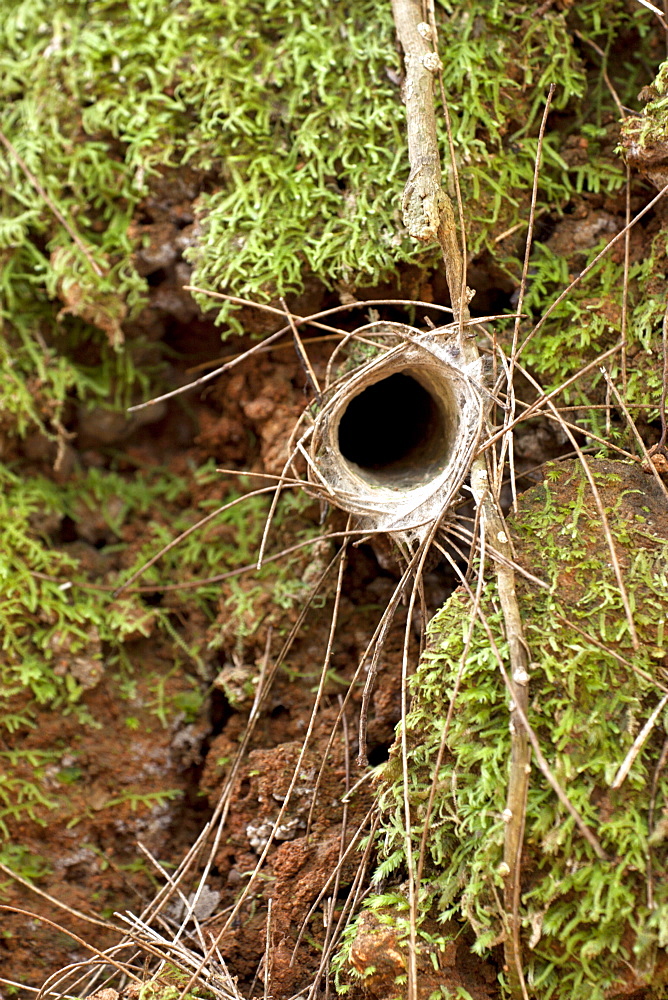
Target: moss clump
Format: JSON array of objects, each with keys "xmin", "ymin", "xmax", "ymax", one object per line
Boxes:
[
  {"xmin": 1, "ymin": 0, "xmax": 657, "ymax": 441},
  {"xmin": 512, "ymin": 235, "xmax": 668, "ymax": 433},
  {"xmin": 0, "ymin": 460, "xmax": 318, "ymax": 721},
  {"xmin": 505, "ymin": 45, "xmax": 668, "ymax": 447},
  {"xmin": 343, "ymin": 460, "xmax": 668, "ymax": 999},
  {"xmin": 435, "ymin": 0, "xmax": 644, "ymax": 256},
  {"xmin": 620, "ymin": 57, "xmax": 668, "ymax": 151}
]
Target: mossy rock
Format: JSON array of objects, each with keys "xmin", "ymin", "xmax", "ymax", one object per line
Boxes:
[
  {"xmin": 620, "ymin": 58, "xmax": 668, "ymax": 189},
  {"xmin": 342, "ymin": 459, "xmax": 668, "ymax": 1000}
]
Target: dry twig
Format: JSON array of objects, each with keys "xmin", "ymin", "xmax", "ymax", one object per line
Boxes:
[
  {"xmin": 390, "ymin": 2, "xmax": 535, "ymax": 993},
  {"xmin": 0, "ymin": 129, "xmax": 104, "ymax": 277}
]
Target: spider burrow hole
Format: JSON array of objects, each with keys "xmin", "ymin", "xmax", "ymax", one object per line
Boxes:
[{"xmin": 335, "ymin": 368, "xmax": 458, "ymax": 490}]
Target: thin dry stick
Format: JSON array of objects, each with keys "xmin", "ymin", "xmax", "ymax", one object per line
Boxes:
[
  {"xmin": 292, "ymin": 807, "xmax": 377, "ymax": 962},
  {"xmin": 650, "ymin": 300, "xmax": 668, "ymax": 455},
  {"xmin": 114, "ymin": 913, "xmax": 240, "ymax": 997},
  {"xmin": 427, "ymin": 539, "xmax": 611, "ymax": 991},
  {"xmin": 447, "ymin": 521, "xmax": 549, "ymax": 593},
  {"xmin": 551, "ymin": 403, "xmax": 662, "ymax": 410},
  {"xmin": 58, "ymin": 957, "xmax": 124, "ymax": 1000},
  {"xmin": 622, "ymin": 163, "xmax": 632, "ymax": 392},
  {"xmin": 112, "ymin": 484, "xmax": 283, "ymax": 596},
  {"xmin": 177, "ymin": 553, "xmax": 344, "ymax": 922},
  {"xmin": 172, "ymin": 630, "xmax": 269, "ymax": 950},
  {"xmin": 280, "ymin": 296, "xmax": 323, "ymax": 403},
  {"xmin": 0, "ymin": 980, "xmax": 79, "ymax": 1000},
  {"xmin": 397, "ymin": 523, "xmax": 444, "ymax": 1000},
  {"xmin": 36, "ymin": 958, "xmax": 133, "ymax": 1000},
  {"xmin": 115, "ymin": 526, "xmax": 358, "ymax": 594},
  {"xmin": 203, "ymin": 533, "xmax": 374, "ymax": 923},
  {"xmin": 480, "ymin": 338, "xmax": 624, "ymax": 454},
  {"xmin": 301, "ymin": 694, "xmax": 352, "ymax": 999},
  {"xmin": 390, "ymin": 0, "xmax": 463, "ymax": 312},
  {"xmin": 263, "ymin": 898, "xmax": 273, "ymax": 1000},
  {"xmin": 647, "ymin": 736, "xmax": 668, "ymax": 910},
  {"xmin": 110, "ymin": 551, "xmax": 343, "ymax": 962},
  {"xmin": 600, "ymin": 368, "xmax": 668, "ymax": 501},
  {"xmin": 320, "ymin": 695, "xmax": 350, "ymax": 996},
  {"xmin": 438, "ymin": 85, "xmax": 534, "ymax": 1000},
  {"xmin": 415, "ymin": 524, "xmax": 488, "ymax": 890},
  {"xmin": 445, "ymin": 66, "xmax": 533, "ymax": 1000},
  {"xmin": 553, "ymin": 612, "xmax": 668, "ymax": 693},
  {"xmin": 185, "ymin": 290, "xmax": 454, "ymax": 320},
  {"xmin": 357, "ymin": 599, "xmax": 402, "ymax": 766},
  {"xmin": 186, "ymin": 307, "xmax": 514, "ymax": 375},
  {"xmin": 186, "ymin": 332, "xmax": 344, "ymax": 374},
  {"xmin": 531, "ymin": 400, "xmax": 638, "ymax": 462},
  {"xmin": 356, "ymin": 534, "xmax": 435, "ymax": 766},
  {"xmin": 458, "ymin": 484, "xmax": 483, "ymax": 584},
  {"xmin": 130, "ymin": 294, "xmax": 453, "ymax": 412},
  {"xmin": 390, "ymin": 3, "xmax": 534, "ymax": 993},
  {"xmin": 493, "ymin": 212, "xmax": 548, "ymax": 245},
  {"xmin": 257, "ymin": 422, "xmax": 318, "ymax": 569},
  {"xmin": 504, "ymin": 86, "xmax": 555, "ymax": 511},
  {"xmin": 0, "ymin": 130, "xmax": 104, "ymax": 277},
  {"xmin": 304, "ymin": 814, "xmax": 381, "ymax": 1000},
  {"xmin": 517, "ymin": 180, "xmax": 668, "ymax": 361},
  {"xmin": 431, "ymin": 36, "xmax": 470, "ymax": 330},
  {"xmin": 440, "ymin": 563, "xmax": 607, "ymax": 861},
  {"xmin": 0, "ymin": 865, "xmax": 121, "ymax": 933},
  {"xmin": 636, "ymin": 0, "xmax": 666, "ymax": 16},
  {"xmin": 304, "ymin": 550, "xmax": 424, "ymax": 834},
  {"xmin": 473, "ymin": 480, "xmax": 531, "ymax": 1000},
  {"xmin": 135, "ymin": 842, "xmax": 194, "ymax": 934},
  {"xmin": 175, "ymin": 534, "xmax": 351, "ymax": 1000},
  {"xmin": 214, "ymin": 467, "xmax": 311, "ymax": 484},
  {"xmin": 544, "ymin": 400, "xmax": 639, "ymax": 649},
  {"xmin": 38, "ymin": 944, "xmax": 146, "ymax": 1000},
  {"xmin": 573, "ymin": 31, "xmax": 625, "ymax": 119},
  {"xmin": 0, "ymin": 906, "xmax": 139, "ymax": 996},
  {"xmin": 605, "ymin": 373, "xmax": 613, "ymax": 438},
  {"xmin": 325, "ymin": 696, "xmax": 351, "ymax": 957},
  {"xmin": 611, "ymin": 693, "xmax": 668, "ymax": 790},
  {"xmin": 493, "ymin": 380, "xmax": 639, "ymax": 463}
]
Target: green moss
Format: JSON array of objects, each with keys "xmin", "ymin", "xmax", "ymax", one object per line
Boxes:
[
  {"xmin": 0, "ymin": 460, "xmax": 317, "ymax": 723},
  {"xmin": 505, "ymin": 42, "xmax": 668, "ymax": 446},
  {"xmin": 510, "ymin": 235, "xmax": 668, "ymax": 437},
  {"xmin": 435, "ymin": 0, "xmax": 636, "ymax": 256},
  {"xmin": 345, "ymin": 461, "xmax": 668, "ymax": 999},
  {"xmin": 0, "ymin": 843, "xmax": 52, "ymax": 891},
  {"xmin": 619, "ymin": 57, "xmax": 668, "ymax": 148},
  {"xmin": 1, "ymin": 0, "xmax": 657, "ymax": 438}
]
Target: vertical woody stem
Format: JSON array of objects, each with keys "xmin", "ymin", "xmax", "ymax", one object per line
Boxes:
[
  {"xmin": 391, "ymin": 2, "xmax": 532, "ymax": 997},
  {"xmin": 390, "ymin": 0, "xmax": 463, "ymax": 316}
]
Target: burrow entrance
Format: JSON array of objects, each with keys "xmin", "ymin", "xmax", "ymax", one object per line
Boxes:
[{"xmin": 337, "ymin": 372, "xmax": 451, "ymax": 487}]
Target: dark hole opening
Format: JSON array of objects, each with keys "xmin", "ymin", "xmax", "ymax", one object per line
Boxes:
[
  {"xmin": 366, "ymin": 742, "xmax": 392, "ymax": 766},
  {"xmin": 337, "ymin": 372, "xmax": 445, "ymax": 480}
]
